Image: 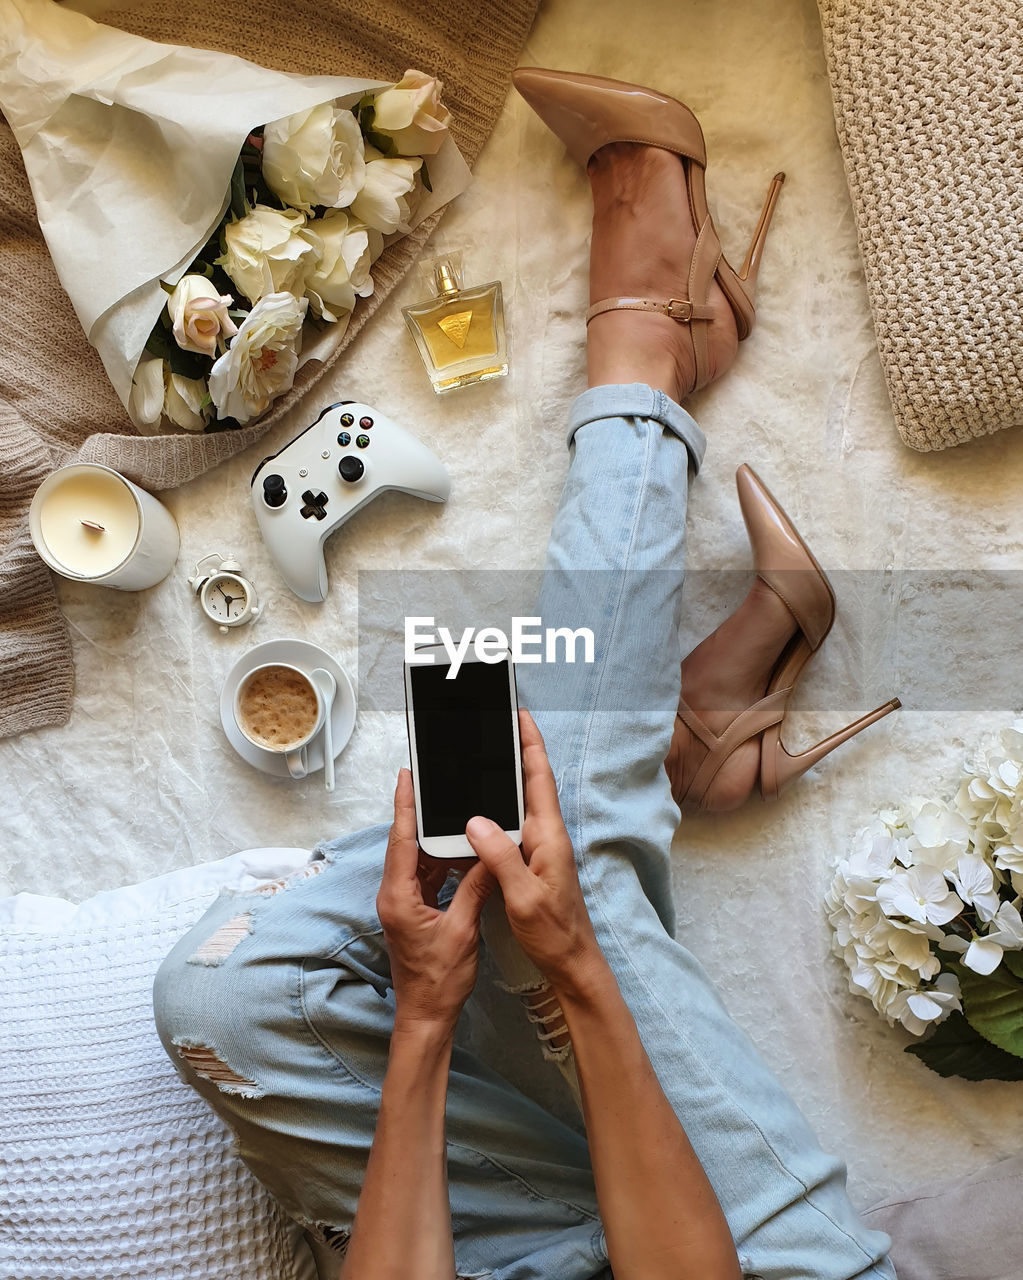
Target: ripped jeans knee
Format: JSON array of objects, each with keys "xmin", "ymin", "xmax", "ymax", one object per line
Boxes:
[{"xmin": 152, "ymin": 856, "xmax": 337, "ymax": 1106}]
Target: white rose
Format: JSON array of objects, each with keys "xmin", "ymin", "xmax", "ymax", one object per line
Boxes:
[
  {"xmin": 163, "ymin": 371, "xmax": 209, "ymax": 432},
  {"xmin": 208, "ymin": 292, "xmax": 308, "ymax": 424},
  {"xmin": 219, "ymin": 206, "xmax": 318, "ymax": 305},
  {"xmin": 262, "ymin": 102, "xmax": 366, "ymax": 213},
  {"xmin": 370, "ymin": 69, "xmax": 451, "ymax": 156},
  {"xmin": 349, "ymin": 151, "xmax": 422, "ymax": 234},
  {"xmin": 301, "ymin": 210, "xmax": 380, "ymax": 322},
  {"xmin": 128, "ymin": 355, "xmax": 166, "ymax": 428},
  {"xmin": 167, "ymin": 274, "xmax": 238, "ymax": 357}
]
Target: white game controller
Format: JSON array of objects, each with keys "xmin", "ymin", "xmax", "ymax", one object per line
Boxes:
[{"xmin": 250, "ymin": 402, "xmax": 451, "ymax": 602}]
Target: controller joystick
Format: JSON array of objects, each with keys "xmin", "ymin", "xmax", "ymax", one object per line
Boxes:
[{"xmin": 250, "ymin": 402, "xmax": 450, "ymax": 602}]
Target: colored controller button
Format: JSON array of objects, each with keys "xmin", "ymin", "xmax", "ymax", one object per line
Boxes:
[
  {"xmin": 359, "ymin": 416, "xmax": 374, "ymax": 429},
  {"xmin": 337, "ymin": 431, "xmax": 351, "ymax": 446},
  {"xmin": 356, "ymin": 434, "xmax": 370, "ymax": 448},
  {"xmin": 262, "ymin": 474, "xmax": 287, "ymax": 507},
  {"xmin": 339, "ymin": 413, "xmax": 354, "ymax": 427},
  {"xmin": 339, "ymin": 456, "xmax": 365, "ymax": 483}
]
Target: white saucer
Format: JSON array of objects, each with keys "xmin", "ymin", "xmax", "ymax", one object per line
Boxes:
[{"xmin": 220, "ymin": 639, "xmax": 357, "ymax": 778}]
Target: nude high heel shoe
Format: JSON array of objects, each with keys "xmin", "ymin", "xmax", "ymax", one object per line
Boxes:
[
  {"xmin": 674, "ymin": 465, "xmax": 901, "ymax": 810},
  {"xmin": 512, "ymin": 67, "xmax": 784, "ymax": 389}
]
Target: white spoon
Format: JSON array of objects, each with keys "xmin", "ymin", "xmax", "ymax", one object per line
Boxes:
[{"xmin": 311, "ymin": 668, "xmax": 337, "ymax": 792}]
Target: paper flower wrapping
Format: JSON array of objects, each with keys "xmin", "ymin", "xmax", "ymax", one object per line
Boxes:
[{"xmin": 0, "ymin": 0, "xmax": 470, "ymax": 432}]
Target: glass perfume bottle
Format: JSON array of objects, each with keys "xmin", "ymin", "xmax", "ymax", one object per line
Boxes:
[{"xmin": 402, "ymin": 253, "xmax": 508, "ymax": 393}]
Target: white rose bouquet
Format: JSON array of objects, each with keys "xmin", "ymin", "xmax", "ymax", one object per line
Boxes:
[
  {"xmin": 827, "ymin": 726, "xmax": 1023, "ymax": 1081},
  {"xmin": 0, "ymin": 4, "xmax": 469, "ymax": 434},
  {"xmin": 134, "ymin": 73, "xmax": 451, "ymax": 431}
]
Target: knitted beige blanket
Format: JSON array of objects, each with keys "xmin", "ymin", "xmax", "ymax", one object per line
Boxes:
[
  {"xmin": 0, "ymin": 0, "xmax": 538, "ymax": 739},
  {"xmin": 818, "ymin": 0, "xmax": 1023, "ymax": 452}
]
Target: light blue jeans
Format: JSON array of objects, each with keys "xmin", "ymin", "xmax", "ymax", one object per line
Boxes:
[{"xmin": 154, "ymin": 384, "xmax": 896, "ymax": 1280}]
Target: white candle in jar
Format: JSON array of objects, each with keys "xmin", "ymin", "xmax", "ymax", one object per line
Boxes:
[
  {"xmin": 29, "ymin": 464, "xmax": 179, "ymax": 590},
  {"xmin": 37, "ymin": 467, "xmax": 140, "ymax": 576}
]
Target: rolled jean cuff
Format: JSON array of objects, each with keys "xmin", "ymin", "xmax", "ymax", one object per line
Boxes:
[{"xmin": 567, "ymin": 382, "xmax": 707, "ymax": 473}]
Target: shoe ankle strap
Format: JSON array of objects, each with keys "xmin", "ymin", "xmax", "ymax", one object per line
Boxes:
[{"xmin": 585, "ymin": 296, "xmax": 716, "ymax": 324}]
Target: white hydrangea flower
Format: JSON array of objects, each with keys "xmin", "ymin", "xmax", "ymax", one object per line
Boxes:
[
  {"xmin": 876, "ymin": 865, "xmax": 964, "ymax": 927},
  {"xmin": 907, "ymin": 801, "xmax": 971, "ymax": 873},
  {"xmin": 951, "ymin": 854, "xmax": 1003, "ymax": 922},
  {"xmin": 886, "ymin": 972, "xmax": 961, "ymax": 1036},
  {"xmin": 963, "ymin": 900, "xmax": 1023, "ymax": 975}
]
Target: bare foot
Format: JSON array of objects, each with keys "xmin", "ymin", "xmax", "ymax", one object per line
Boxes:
[
  {"xmin": 665, "ymin": 579, "xmax": 798, "ymax": 812},
  {"xmin": 585, "ymin": 143, "xmax": 738, "ymax": 402}
]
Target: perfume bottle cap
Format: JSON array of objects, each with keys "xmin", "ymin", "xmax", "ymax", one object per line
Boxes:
[{"xmin": 419, "ymin": 252, "xmax": 464, "ymax": 296}]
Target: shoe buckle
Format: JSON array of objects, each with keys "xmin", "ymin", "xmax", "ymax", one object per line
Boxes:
[{"xmin": 664, "ymin": 298, "xmax": 693, "ymax": 322}]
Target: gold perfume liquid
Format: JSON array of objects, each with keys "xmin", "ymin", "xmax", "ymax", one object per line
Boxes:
[{"xmin": 403, "ymin": 255, "xmax": 508, "ymax": 393}]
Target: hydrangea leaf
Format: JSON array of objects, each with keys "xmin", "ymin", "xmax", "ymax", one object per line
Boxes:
[
  {"xmin": 1002, "ymin": 949, "xmax": 1023, "ymax": 983},
  {"xmin": 906, "ymin": 1012, "xmax": 1023, "ymax": 1080},
  {"xmin": 958, "ymin": 962, "xmax": 1023, "ymax": 1058}
]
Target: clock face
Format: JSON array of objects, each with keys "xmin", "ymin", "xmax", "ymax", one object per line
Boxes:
[{"xmin": 200, "ymin": 572, "xmax": 254, "ymax": 626}]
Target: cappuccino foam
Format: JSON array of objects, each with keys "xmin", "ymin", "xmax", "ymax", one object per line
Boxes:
[{"xmin": 238, "ymin": 665, "xmax": 319, "ymax": 751}]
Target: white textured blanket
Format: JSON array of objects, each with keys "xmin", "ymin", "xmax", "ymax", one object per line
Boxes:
[{"xmin": 3, "ymin": 0, "xmax": 1023, "ymax": 1218}]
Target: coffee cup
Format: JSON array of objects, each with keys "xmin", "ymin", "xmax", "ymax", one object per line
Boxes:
[{"xmin": 234, "ymin": 662, "xmax": 324, "ymax": 779}]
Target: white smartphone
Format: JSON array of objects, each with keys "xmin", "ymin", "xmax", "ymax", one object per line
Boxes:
[{"xmin": 404, "ymin": 642, "xmax": 524, "ymax": 859}]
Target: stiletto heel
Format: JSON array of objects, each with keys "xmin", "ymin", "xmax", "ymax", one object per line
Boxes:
[
  {"xmin": 671, "ymin": 465, "xmax": 901, "ymax": 811},
  {"xmin": 512, "ymin": 67, "xmax": 784, "ymax": 384},
  {"xmin": 740, "ymin": 173, "xmax": 786, "ymax": 286},
  {"xmin": 761, "ymin": 699, "xmax": 903, "ymax": 800}
]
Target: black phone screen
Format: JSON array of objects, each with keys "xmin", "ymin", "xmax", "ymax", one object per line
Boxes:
[{"xmin": 408, "ymin": 659, "xmax": 520, "ymax": 836}]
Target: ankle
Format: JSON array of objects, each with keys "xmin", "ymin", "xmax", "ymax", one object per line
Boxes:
[{"xmin": 586, "ymin": 311, "xmax": 693, "ymax": 402}]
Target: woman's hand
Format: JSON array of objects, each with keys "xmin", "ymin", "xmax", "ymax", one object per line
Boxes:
[
  {"xmin": 465, "ymin": 709, "xmax": 603, "ymax": 992},
  {"xmin": 377, "ymin": 768, "xmax": 495, "ymax": 1033}
]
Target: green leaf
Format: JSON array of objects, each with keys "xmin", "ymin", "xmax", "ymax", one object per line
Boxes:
[
  {"xmin": 205, "ymin": 413, "xmax": 242, "ymax": 433},
  {"xmin": 143, "ymin": 324, "xmax": 210, "ymax": 382},
  {"xmin": 959, "ymin": 962, "xmax": 1023, "ymax": 1057},
  {"xmin": 906, "ymin": 1012, "xmax": 1023, "ymax": 1080},
  {"xmin": 357, "ymin": 96, "xmax": 376, "ymax": 132},
  {"xmin": 229, "ymin": 154, "xmax": 248, "ymax": 221},
  {"xmin": 1002, "ymin": 949, "xmax": 1023, "ymax": 983},
  {"xmin": 363, "ymin": 126, "xmax": 400, "ymax": 157}
]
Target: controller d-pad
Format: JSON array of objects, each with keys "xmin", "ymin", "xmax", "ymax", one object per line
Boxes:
[{"xmin": 300, "ymin": 489, "xmax": 329, "ymax": 520}]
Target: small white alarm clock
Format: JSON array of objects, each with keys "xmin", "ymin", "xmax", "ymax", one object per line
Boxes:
[{"xmin": 188, "ymin": 553, "xmax": 261, "ymax": 633}]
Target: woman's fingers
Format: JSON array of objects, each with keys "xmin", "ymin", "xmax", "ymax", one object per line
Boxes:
[
  {"xmin": 518, "ymin": 708, "xmax": 563, "ymax": 822},
  {"xmin": 381, "ymin": 768, "xmax": 421, "ymax": 891},
  {"xmin": 465, "ymin": 816, "xmax": 532, "ymax": 892},
  {"xmin": 445, "ymin": 859, "xmax": 496, "ymax": 930}
]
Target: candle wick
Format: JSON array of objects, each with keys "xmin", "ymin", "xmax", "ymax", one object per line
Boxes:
[{"xmin": 80, "ymin": 519, "xmax": 106, "ymax": 532}]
